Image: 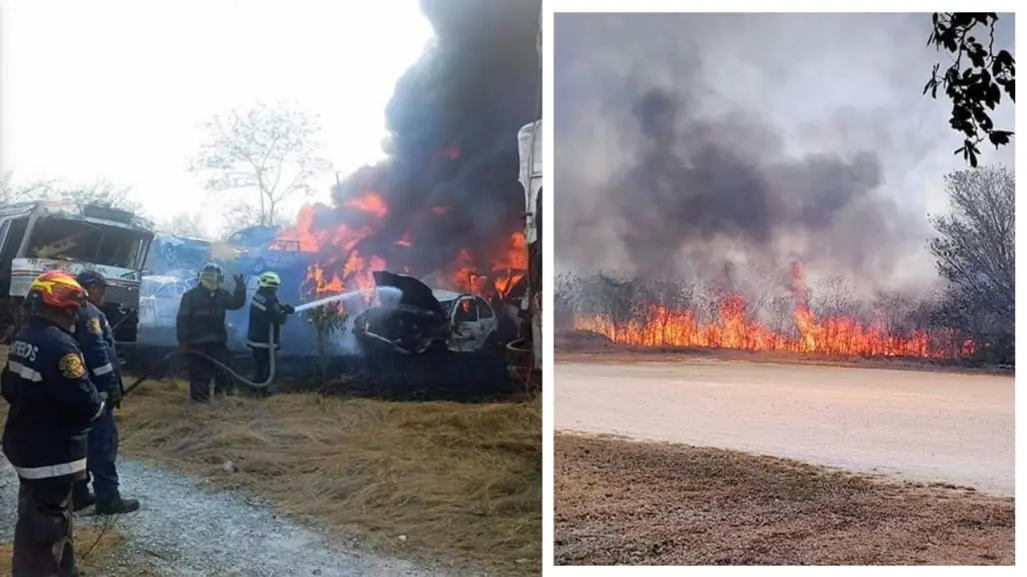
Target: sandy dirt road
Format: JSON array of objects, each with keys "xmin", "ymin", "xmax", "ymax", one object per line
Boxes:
[{"xmin": 556, "ymin": 360, "xmax": 1014, "ymax": 495}]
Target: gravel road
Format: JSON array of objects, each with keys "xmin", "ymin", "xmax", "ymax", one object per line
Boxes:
[
  {"xmin": 556, "ymin": 360, "xmax": 1015, "ymax": 495},
  {"xmin": 1, "ymin": 460, "xmax": 450, "ymax": 577}
]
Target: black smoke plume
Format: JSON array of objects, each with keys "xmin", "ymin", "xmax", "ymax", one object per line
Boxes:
[
  {"xmin": 321, "ymin": 0, "xmax": 541, "ymax": 280},
  {"xmin": 614, "ymin": 87, "xmax": 896, "ymax": 277},
  {"xmin": 554, "ymin": 13, "xmax": 1015, "ymax": 289}
]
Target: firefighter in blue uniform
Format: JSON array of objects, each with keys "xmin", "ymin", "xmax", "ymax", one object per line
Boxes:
[
  {"xmin": 2, "ymin": 270, "xmax": 107, "ymax": 577},
  {"xmin": 71, "ymin": 269, "xmax": 140, "ymax": 515},
  {"xmin": 176, "ymin": 262, "xmax": 247, "ymax": 402},
  {"xmin": 246, "ymin": 271, "xmax": 295, "ymax": 382}
]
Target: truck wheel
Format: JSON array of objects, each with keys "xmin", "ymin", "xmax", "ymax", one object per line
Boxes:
[{"xmin": 252, "ymin": 259, "xmax": 266, "ymax": 274}]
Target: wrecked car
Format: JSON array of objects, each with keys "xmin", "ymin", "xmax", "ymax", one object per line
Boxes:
[
  {"xmin": 138, "ymin": 274, "xmax": 196, "ymax": 329},
  {"xmin": 235, "ymin": 238, "xmax": 311, "ymax": 275},
  {"xmin": 145, "ymin": 233, "xmax": 213, "ymax": 274},
  {"xmin": 352, "ymin": 271, "xmax": 500, "ymax": 355},
  {"xmin": 0, "ymin": 200, "xmax": 154, "ymax": 342}
]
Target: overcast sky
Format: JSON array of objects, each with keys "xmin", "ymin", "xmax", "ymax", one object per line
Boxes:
[
  {"xmin": 554, "ymin": 12, "xmax": 1016, "ymax": 291},
  {"xmin": 1, "ymin": 0, "xmax": 433, "ymax": 236}
]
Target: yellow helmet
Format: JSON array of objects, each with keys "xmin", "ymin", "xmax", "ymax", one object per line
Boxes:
[{"xmin": 258, "ymin": 271, "xmax": 282, "ymax": 288}]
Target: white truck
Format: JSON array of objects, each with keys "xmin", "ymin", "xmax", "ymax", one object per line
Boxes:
[
  {"xmin": 0, "ymin": 200, "xmax": 155, "ymax": 342},
  {"xmin": 515, "ymin": 119, "xmax": 542, "ymax": 379}
]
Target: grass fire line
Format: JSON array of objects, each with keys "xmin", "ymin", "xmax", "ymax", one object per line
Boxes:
[
  {"xmin": 0, "ymin": 346, "xmax": 542, "ymax": 576},
  {"xmin": 566, "ymin": 263, "xmax": 976, "ymax": 360}
]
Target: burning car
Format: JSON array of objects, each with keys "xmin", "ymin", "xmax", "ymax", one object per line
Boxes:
[{"xmin": 352, "ymin": 271, "xmax": 500, "ymax": 355}]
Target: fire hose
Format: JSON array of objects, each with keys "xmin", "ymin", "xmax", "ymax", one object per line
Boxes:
[{"xmin": 121, "ymin": 324, "xmax": 281, "ymax": 397}]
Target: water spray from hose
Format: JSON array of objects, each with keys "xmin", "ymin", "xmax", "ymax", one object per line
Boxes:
[{"xmin": 122, "ymin": 286, "xmax": 403, "ymax": 396}]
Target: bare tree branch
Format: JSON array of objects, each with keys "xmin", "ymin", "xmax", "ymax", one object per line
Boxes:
[
  {"xmin": 1, "ymin": 172, "xmax": 140, "ymax": 213},
  {"xmin": 157, "ymin": 211, "xmax": 207, "ymax": 239},
  {"xmin": 189, "ymin": 101, "xmax": 333, "ymax": 227}
]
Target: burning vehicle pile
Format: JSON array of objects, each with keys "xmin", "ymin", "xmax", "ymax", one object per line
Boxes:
[{"xmin": 124, "ymin": 0, "xmax": 542, "ymax": 400}]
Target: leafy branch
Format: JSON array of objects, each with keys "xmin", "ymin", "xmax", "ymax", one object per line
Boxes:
[{"xmin": 924, "ymin": 13, "xmax": 1015, "ymax": 167}]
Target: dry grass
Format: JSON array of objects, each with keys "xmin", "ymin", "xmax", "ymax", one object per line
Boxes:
[
  {"xmin": 555, "ymin": 433, "xmax": 1014, "ymax": 566},
  {"xmin": 116, "ymin": 379, "xmax": 542, "ymax": 576},
  {"xmin": 0, "ymin": 523, "xmax": 126, "ymax": 575}
]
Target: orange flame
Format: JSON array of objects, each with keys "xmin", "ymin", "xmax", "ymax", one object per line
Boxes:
[
  {"xmin": 274, "ymin": 187, "xmax": 527, "ymax": 309},
  {"xmin": 573, "ymin": 264, "xmax": 972, "ymax": 359},
  {"xmin": 343, "ymin": 191, "xmax": 388, "ymax": 219}
]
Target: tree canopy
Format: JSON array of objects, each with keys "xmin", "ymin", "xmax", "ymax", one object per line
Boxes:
[
  {"xmin": 928, "ymin": 165, "xmax": 1014, "ymax": 362},
  {"xmin": 0, "ymin": 172, "xmax": 141, "ymax": 213}
]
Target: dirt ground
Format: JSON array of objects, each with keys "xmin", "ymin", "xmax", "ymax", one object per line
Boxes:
[
  {"xmin": 556, "ymin": 356, "xmax": 1014, "ymax": 494},
  {"xmin": 0, "ymin": 345, "xmax": 542, "ymax": 576},
  {"xmin": 554, "ymin": 433, "xmax": 1014, "ymax": 565}
]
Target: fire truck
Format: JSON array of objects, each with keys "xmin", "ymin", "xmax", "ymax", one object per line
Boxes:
[{"xmin": 0, "ymin": 200, "xmax": 155, "ymax": 342}]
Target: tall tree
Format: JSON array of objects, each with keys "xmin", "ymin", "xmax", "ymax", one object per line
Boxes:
[
  {"xmin": 190, "ymin": 101, "xmax": 332, "ymax": 228},
  {"xmin": 928, "ymin": 165, "xmax": 1015, "ymax": 359},
  {"xmin": 924, "ymin": 13, "xmax": 1015, "ymax": 167}
]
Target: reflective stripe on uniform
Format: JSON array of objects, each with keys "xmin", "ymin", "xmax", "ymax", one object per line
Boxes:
[
  {"xmin": 93, "ymin": 363, "xmax": 114, "ymax": 376},
  {"xmin": 252, "ymin": 300, "xmax": 267, "ymax": 311},
  {"xmin": 246, "ymin": 340, "xmax": 272, "ymax": 349},
  {"xmin": 13, "ymin": 458, "xmax": 87, "ymax": 480},
  {"xmin": 91, "ymin": 400, "xmax": 107, "ymax": 421},
  {"xmin": 7, "ymin": 361, "xmax": 43, "ymax": 382}
]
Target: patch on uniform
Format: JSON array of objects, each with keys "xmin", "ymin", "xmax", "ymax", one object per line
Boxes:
[
  {"xmin": 59, "ymin": 353, "xmax": 87, "ymax": 379},
  {"xmin": 87, "ymin": 317, "xmax": 103, "ymax": 335}
]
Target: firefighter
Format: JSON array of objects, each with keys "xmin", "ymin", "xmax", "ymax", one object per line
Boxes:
[
  {"xmin": 176, "ymin": 262, "xmax": 247, "ymax": 402},
  {"xmin": 246, "ymin": 271, "xmax": 296, "ymax": 382},
  {"xmin": 71, "ymin": 269, "xmax": 140, "ymax": 515},
  {"xmin": 2, "ymin": 270, "xmax": 107, "ymax": 577}
]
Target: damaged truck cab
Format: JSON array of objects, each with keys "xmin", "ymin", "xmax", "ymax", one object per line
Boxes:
[{"xmin": 0, "ymin": 200, "xmax": 155, "ymax": 342}]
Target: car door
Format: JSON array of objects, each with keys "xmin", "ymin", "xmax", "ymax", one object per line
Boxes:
[
  {"xmin": 448, "ymin": 296, "xmax": 481, "ymax": 352},
  {"xmin": 474, "ymin": 297, "xmax": 498, "ymax": 347}
]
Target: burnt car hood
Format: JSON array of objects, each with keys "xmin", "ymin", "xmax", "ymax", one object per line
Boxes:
[{"xmin": 372, "ymin": 270, "xmax": 445, "ymax": 317}]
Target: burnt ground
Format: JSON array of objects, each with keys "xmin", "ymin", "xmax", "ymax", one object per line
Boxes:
[
  {"xmin": 554, "ymin": 433, "xmax": 1015, "ymax": 566},
  {"xmin": 119, "ymin": 342, "xmax": 522, "ymax": 402}
]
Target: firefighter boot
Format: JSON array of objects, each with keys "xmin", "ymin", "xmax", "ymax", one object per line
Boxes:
[
  {"xmin": 95, "ymin": 496, "xmax": 140, "ymax": 515},
  {"xmin": 73, "ymin": 480, "xmax": 96, "ymax": 512}
]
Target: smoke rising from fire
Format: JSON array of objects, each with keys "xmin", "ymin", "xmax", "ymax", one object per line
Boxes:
[
  {"xmin": 311, "ymin": 0, "xmax": 541, "ymax": 287},
  {"xmin": 554, "ymin": 13, "xmax": 1015, "ymax": 292}
]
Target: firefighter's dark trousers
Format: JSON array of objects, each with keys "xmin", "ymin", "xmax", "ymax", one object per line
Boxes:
[
  {"xmin": 83, "ymin": 406, "xmax": 120, "ymax": 503},
  {"xmin": 250, "ymin": 345, "xmax": 272, "ymax": 382},
  {"xmin": 11, "ymin": 476, "xmax": 79, "ymax": 577},
  {"xmin": 187, "ymin": 342, "xmax": 233, "ymax": 402}
]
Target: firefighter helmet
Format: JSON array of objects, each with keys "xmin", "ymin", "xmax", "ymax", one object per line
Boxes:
[
  {"xmin": 257, "ymin": 271, "xmax": 281, "ymax": 289},
  {"xmin": 27, "ymin": 271, "xmax": 88, "ymax": 311}
]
